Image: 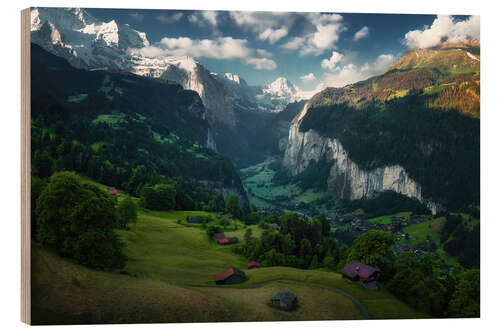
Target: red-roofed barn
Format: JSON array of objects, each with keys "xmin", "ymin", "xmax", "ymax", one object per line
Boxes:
[{"xmin": 214, "ymin": 267, "xmax": 246, "ymax": 285}]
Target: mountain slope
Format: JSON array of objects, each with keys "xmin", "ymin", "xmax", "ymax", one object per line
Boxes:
[
  {"xmin": 283, "ymin": 43, "xmax": 480, "ymax": 211},
  {"xmin": 31, "ymin": 43, "xmax": 248, "ymax": 206},
  {"xmin": 303, "ymin": 41, "xmax": 479, "ymax": 118}
]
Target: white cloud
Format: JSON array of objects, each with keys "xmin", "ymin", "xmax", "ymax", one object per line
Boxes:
[
  {"xmin": 256, "ymin": 49, "xmax": 272, "ymax": 57},
  {"xmin": 229, "ymin": 11, "xmax": 292, "ymax": 44},
  {"xmin": 259, "ymin": 27, "xmax": 288, "ymax": 44},
  {"xmin": 280, "ymin": 13, "xmax": 346, "ymax": 56},
  {"xmin": 188, "ymin": 11, "xmax": 219, "ymax": 27},
  {"xmin": 245, "ymin": 57, "xmax": 277, "ymax": 70},
  {"xmin": 304, "ymin": 53, "xmax": 395, "ymax": 95},
  {"xmin": 281, "ymin": 37, "xmax": 306, "ymax": 50},
  {"xmin": 404, "ymin": 15, "xmax": 480, "ymax": 49},
  {"xmin": 133, "ymin": 36, "xmax": 277, "ymax": 71},
  {"xmin": 130, "ymin": 12, "xmax": 144, "ymax": 22},
  {"xmin": 300, "ymin": 73, "xmax": 316, "ymax": 82},
  {"xmin": 353, "ymin": 26, "xmax": 369, "ymax": 41},
  {"xmin": 156, "ymin": 13, "xmax": 183, "ymax": 24},
  {"xmin": 321, "ymin": 51, "xmax": 344, "ymax": 70}
]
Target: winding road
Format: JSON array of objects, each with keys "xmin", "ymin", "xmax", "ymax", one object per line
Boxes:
[{"xmin": 244, "ymin": 279, "xmax": 371, "ymax": 319}]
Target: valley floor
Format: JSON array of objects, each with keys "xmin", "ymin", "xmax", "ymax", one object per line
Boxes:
[{"xmin": 31, "ymin": 209, "xmax": 427, "ymax": 324}]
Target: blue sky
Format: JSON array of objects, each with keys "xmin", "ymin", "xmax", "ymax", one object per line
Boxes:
[{"xmin": 86, "ymin": 8, "xmax": 478, "ymax": 92}]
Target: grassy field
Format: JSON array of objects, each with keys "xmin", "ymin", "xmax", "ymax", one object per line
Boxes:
[
  {"xmin": 240, "ymin": 158, "xmax": 328, "ymax": 212},
  {"xmin": 368, "ymin": 212, "xmax": 411, "ymax": 225},
  {"xmin": 32, "ymin": 207, "xmax": 429, "ymax": 324},
  {"xmin": 115, "ymin": 211, "xmax": 247, "ymax": 286}
]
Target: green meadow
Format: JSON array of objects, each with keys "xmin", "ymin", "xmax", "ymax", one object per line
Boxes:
[{"xmin": 31, "ymin": 206, "xmax": 427, "ymax": 324}]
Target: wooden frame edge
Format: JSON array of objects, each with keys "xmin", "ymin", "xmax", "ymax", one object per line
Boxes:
[{"xmin": 21, "ymin": 7, "xmax": 31, "ymax": 325}]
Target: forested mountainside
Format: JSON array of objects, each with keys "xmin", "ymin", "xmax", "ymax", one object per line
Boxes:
[
  {"xmin": 283, "ymin": 42, "xmax": 479, "ymax": 211},
  {"xmin": 31, "ymin": 44, "xmax": 248, "ymax": 207}
]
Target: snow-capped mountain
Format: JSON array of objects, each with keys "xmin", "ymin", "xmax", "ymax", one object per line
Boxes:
[
  {"xmin": 262, "ymin": 77, "xmax": 301, "ymax": 103},
  {"xmin": 30, "ymin": 7, "xmax": 235, "ymax": 128},
  {"xmin": 213, "ymin": 74, "xmax": 304, "ymax": 113}
]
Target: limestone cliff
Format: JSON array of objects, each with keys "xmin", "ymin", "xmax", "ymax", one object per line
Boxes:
[{"xmin": 283, "ymin": 103, "xmax": 437, "ymax": 211}]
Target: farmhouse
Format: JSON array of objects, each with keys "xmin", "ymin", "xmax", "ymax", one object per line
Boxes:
[
  {"xmin": 270, "ymin": 291, "xmax": 297, "ymax": 311},
  {"xmin": 246, "ymin": 261, "xmax": 261, "ymax": 269},
  {"xmin": 341, "ymin": 261, "xmax": 379, "ymax": 289},
  {"xmin": 214, "ymin": 267, "xmax": 246, "ymax": 285}
]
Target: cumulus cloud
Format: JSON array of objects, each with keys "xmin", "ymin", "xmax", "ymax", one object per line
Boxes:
[
  {"xmin": 156, "ymin": 13, "xmax": 184, "ymax": 24},
  {"xmin": 404, "ymin": 15, "xmax": 480, "ymax": 49},
  {"xmin": 245, "ymin": 57, "xmax": 277, "ymax": 70},
  {"xmin": 259, "ymin": 27, "xmax": 288, "ymax": 44},
  {"xmin": 256, "ymin": 49, "xmax": 273, "ymax": 57},
  {"xmin": 300, "ymin": 73, "xmax": 316, "ymax": 82},
  {"xmin": 130, "ymin": 12, "xmax": 144, "ymax": 22},
  {"xmin": 306, "ymin": 53, "xmax": 395, "ymax": 94},
  {"xmin": 188, "ymin": 11, "xmax": 219, "ymax": 27},
  {"xmin": 280, "ymin": 13, "xmax": 346, "ymax": 56},
  {"xmin": 353, "ymin": 26, "xmax": 369, "ymax": 41},
  {"xmin": 229, "ymin": 11, "xmax": 292, "ymax": 44},
  {"xmin": 133, "ymin": 36, "xmax": 277, "ymax": 71},
  {"xmin": 321, "ymin": 51, "xmax": 344, "ymax": 70}
]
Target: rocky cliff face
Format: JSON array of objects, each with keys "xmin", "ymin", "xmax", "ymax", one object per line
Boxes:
[{"xmin": 283, "ymin": 108, "xmax": 435, "ymax": 209}]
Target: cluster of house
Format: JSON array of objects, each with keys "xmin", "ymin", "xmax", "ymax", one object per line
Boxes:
[{"xmin": 212, "ymin": 233, "xmax": 238, "ymax": 245}]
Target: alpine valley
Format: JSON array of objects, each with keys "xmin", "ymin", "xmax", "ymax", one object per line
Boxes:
[{"xmin": 28, "ymin": 7, "xmax": 480, "ymax": 324}]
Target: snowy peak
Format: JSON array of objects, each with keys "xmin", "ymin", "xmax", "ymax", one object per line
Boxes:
[{"xmin": 263, "ymin": 77, "xmax": 301, "ymax": 102}]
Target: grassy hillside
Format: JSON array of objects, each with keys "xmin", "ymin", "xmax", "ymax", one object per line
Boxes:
[{"xmin": 31, "ymin": 209, "xmax": 427, "ymax": 324}]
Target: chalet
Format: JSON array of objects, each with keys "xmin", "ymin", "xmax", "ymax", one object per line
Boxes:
[
  {"xmin": 341, "ymin": 261, "xmax": 379, "ymax": 289},
  {"xmin": 268, "ymin": 223, "xmax": 280, "ymax": 230},
  {"xmin": 270, "ymin": 291, "xmax": 297, "ymax": 311},
  {"xmin": 214, "ymin": 267, "xmax": 246, "ymax": 285},
  {"xmin": 108, "ymin": 187, "xmax": 118, "ymax": 195},
  {"xmin": 246, "ymin": 261, "xmax": 261, "ymax": 269}
]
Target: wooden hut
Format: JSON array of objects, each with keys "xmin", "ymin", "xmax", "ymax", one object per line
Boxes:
[{"xmin": 214, "ymin": 267, "xmax": 246, "ymax": 285}]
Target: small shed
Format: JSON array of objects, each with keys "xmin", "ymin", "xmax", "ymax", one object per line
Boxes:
[
  {"xmin": 270, "ymin": 291, "xmax": 297, "ymax": 311},
  {"xmin": 108, "ymin": 187, "xmax": 118, "ymax": 195},
  {"xmin": 341, "ymin": 261, "xmax": 379, "ymax": 285},
  {"xmin": 214, "ymin": 267, "xmax": 246, "ymax": 285},
  {"xmin": 246, "ymin": 261, "xmax": 261, "ymax": 269}
]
